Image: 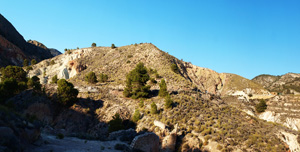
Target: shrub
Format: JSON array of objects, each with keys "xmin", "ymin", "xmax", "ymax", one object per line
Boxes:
[
  {"xmin": 111, "ymin": 44, "xmax": 116, "ymax": 49},
  {"xmin": 159, "ymin": 79, "xmax": 168, "ymax": 97},
  {"xmin": 26, "ymin": 66, "xmax": 33, "ymax": 71},
  {"xmin": 171, "ymin": 63, "xmax": 179, "ymax": 74},
  {"xmin": 51, "ymin": 75, "xmax": 58, "ymax": 84},
  {"xmin": 31, "ymin": 59, "xmax": 37, "ymax": 65},
  {"xmin": 99, "ymin": 73, "xmax": 108, "ymax": 82},
  {"xmin": 151, "ymin": 102, "xmax": 158, "ymax": 114},
  {"xmin": 91, "ymin": 43, "xmax": 96, "ymax": 47},
  {"xmin": 123, "ymin": 62, "xmax": 150, "ymax": 99},
  {"xmin": 50, "ymin": 60, "xmax": 55, "ymax": 65},
  {"xmin": 150, "ymin": 78, "xmax": 157, "ymax": 84},
  {"xmin": 27, "ymin": 76, "xmax": 41, "ymax": 91},
  {"xmin": 132, "ymin": 109, "xmax": 140, "ymax": 123},
  {"xmin": 139, "ymin": 100, "xmax": 144, "ymax": 108},
  {"xmin": 255, "ymin": 99, "xmax": 267, "ymax": 113},
  {"xmin": 108, "ymin": 113, "xmax": 124, "ymax": 133},
  {"xmin": 164, "ymin": 95, "xmax": 173, "ymax": 109},
  {"xmin": 23, "ymin": 59, "xmax": 29, "ymax": 67},
  {"xmin": 85, "ymin": 71, "xmax": 97, "ymax": 84},
  {"xmin": 57, "ymin": 79, "xmax": 78, "ymax": 107}
]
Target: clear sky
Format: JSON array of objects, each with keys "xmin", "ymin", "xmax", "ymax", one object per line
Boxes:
[{"xmin": 1, "ymin": 0, "xmax": 299, "ymax": 79}]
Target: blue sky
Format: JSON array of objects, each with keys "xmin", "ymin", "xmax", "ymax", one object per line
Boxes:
[{"xmin": 1, "ymin": 0, "xmax": 299, "ymax": 79}]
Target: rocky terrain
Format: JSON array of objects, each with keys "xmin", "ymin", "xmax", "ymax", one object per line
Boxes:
[
  {"xmin": 0, "ymin": 14, "xmax": 58, "ymax": 67},
  {"xmin": 20, "ymin": 43, "xmax": 300, "ymax": 151}
]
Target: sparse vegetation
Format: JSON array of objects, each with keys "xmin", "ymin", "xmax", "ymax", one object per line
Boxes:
[
  {"xmin": 132, "ymin": 109, "xmax": 140, "ymax": 122},
  {"xmin": 85, "ymin": 71, "xmax": 97, "ymax": 84}
]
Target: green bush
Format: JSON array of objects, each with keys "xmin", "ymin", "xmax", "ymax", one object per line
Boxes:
[
  {"xmin": 57, "ymin": 79, "xmax": 78, "ymax": 107},
  {"xmin": 51, "ymin": 75, "xmax": 58, "ymax": 84},
  {"xmin": 91, "ymin": 43, "xmax": 96, "ymax": 47},
  {"xmin": 108, "ymin": 113, "xmax": 124, "ymax": 133},
  {"xmin": 255, "ymin": 99, "xmax": 267, "ymax": 113},
  {"xmin": 164, "ymin": 95, "xmax": 173, "ymax": 109},
  {"xmin": 99, "ymin": 73, "xmax": 108, "ymax": 82},
  {"xmin": 85, "ymin": 71, "xmax": 97, "ymax": 84},
  {"xmin": 111, "ymin": 43, "xmax": 116, "ymax": 49},
  {"xmin": 123, "ymin": 62, "xmax": 150, "ymax": 99},
  {"xmin": 151, "ymin": 102, "xmax": 158, "ymax": 114},
  {"xmin": 31, "ymin": 59, "xmax": 37, "ymax": 65},
  {"xmin": 1, "ymin": 65, "xmax": 27, "ymax": 82},
  {"xmin": 132, "ymin": 109, "xmax": 140, "ymax": 123},
  {"xmin": 171, "ymin": 63, "xmax": 179, "ymax": 74},
  {"xmin": 50, "ymin": 60, "xmax": 55, "ymax": 65},
  {"xmin": 159, "ymin": 79, "xmax": 168, "ymax": 97}
]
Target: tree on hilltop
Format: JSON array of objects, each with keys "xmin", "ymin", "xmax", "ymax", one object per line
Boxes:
[{"xmin": 92, "ymin": 43, "xmax": 96, "ymax": 47}]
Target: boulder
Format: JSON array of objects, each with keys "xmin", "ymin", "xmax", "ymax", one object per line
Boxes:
[{"xmin": 130, "ymin": 132, "xmax": 159, "ymax": 152}]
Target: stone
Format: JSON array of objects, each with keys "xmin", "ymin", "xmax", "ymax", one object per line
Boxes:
[{"xmin": 130, "ymin": 132, "xmax": 159, "ymax": 152}]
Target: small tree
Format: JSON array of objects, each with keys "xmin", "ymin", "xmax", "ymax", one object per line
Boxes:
[
  {"xmin": 23, "ymin": 59, "xmax": 29, "ymax": 67},
  {"xmin": 171, "ymin": 63, "xmax": 179, "ymax": 74},
  {"xmin": 31, "ymin": 59, "xmax": 37, "ymax": 65},
  {"xmin": 255, "ymin": 99, "xmax": 267, "ymax": 113},
  {"xmin": 99, "ymin": 73, "xmax": 108, "ymax": 82},
  {"xmin": 111, "ymin": 43, "xmax": 116, "ymax": 49},
  {"xmin": 151, "ymin": 102, "xmax": 158, "ymax": 114},
  {"xmin": 108, "ymin": 113, "xmax": 124, "ymax": 133},
  {"xmin": 50, "ymin": 60, "xmax": 55, "ymax": 65},
  {"xmin": 132, "ymin": 109, "xmax": 140, "ymax": 123},
  {"xmin": 164, "ymin": 95, "xmax": 173, "ymax": 109},
  {"xmin": 57, "ymin": 79, "xmax": 78, "ymax": 107},
  {"xmin": 51, "ymin": 75, "xmax": 58, "ymax": 84},
  {"xmin": 123, "ymin": 62, "xmax": 150, "ymax": 99},
  {"xmin": 92, "ymin": 43, "xmax": 96, "ymax": 47},
  {"xmin": 1, "ymin": 65, "xmax": 27, "ymax": 82},
  {"xmin": 159, "ymin": 79, "xmax": 168, "ymax": 97},
  {"xmin": 85, "ymin": 71, "xmax": 97, "ymax": 84}
]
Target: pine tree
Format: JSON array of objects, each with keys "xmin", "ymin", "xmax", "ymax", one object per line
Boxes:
[
  {"xmin": 255, "ymin": 99, "xmax": 267, "ymax": 113},
  {"xmin": 23, "ymin": 59, "xmax": 29, "ymax": 67},
  {"xmin": 123, "ymin": 62, "xmax": 150, "ymax": 99},
  {"xmin": 31, "ymin": 59, "xmax": 37, "ymax": 65},
  {"xmin": 159, "ymin": 79, "xmax": 168, "ymax": 97},
  {"xmin": 108, "ymin": 113, "xmax": 124, "ymax": 133},
  {"xmin": 132, "ymin": 109, "xmax": 140, "ymax": 123},
  {"xmin": 164, "ymin": 95, "xmax": 173, "ymax": 109},
  {"xmin": 57, "ymin": 79, "xmax": 78, "ymax": 107},
  {"xmin": 85, "ymin": 71, "xmax": 97, "ymax": 84}
]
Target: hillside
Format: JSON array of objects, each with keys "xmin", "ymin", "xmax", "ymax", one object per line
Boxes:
[
  {"xmin": 0, "ymin": 14, "xmax": 57, "ymax": 66},
  {"xmin": 253, "ymin": 73, "xmax": 300, "ymax": 95},
  {"xmin": 22, "ymin": 43, "xmax": 300, "ymax": 151}
]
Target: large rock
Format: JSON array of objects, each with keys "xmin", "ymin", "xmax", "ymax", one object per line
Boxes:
[{"xmin": 130, "ymin": 132, "xmax": 159, "ymax": 152}]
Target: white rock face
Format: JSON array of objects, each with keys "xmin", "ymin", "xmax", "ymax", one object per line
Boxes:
[
  {"xmin": 28, "ymin": 48, "xmax": 93, "ymax": 84},
  {"xmin": 259, "ymin": 111, "xmax": 300, "ymax": 131},
  {"xmin": 277, "ymin": 130, "xmax": 300, "ymax": 152}
]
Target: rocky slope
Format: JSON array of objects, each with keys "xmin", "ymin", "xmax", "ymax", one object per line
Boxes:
[
  {"xmin": 25, "ymin": 43, "xmax": 300, "ymax": 151},
  {"xmin": 0, "ymin": 14, "xmax": 57, "ymax": 66},
  {"xmin": 27, "ymin": 40, "xmax": 61, "ymax": 57},
  {"xmin": 253, "ymin": 73, "xmax": 300, "ymax": 95}
]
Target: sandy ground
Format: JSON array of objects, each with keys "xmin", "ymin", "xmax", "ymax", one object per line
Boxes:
[{"xmin": 27, "ymin": 133, "xmax": 128, "ymax": 152}]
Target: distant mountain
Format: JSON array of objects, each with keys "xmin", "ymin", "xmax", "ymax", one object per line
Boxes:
[
  {"xmin": 0, "ymin": 14, "xmax": 57, "ymax": 67},
  {"xmin": 252, "ymin": 73, "xmax": 300, "ymax": 95},
  {"xmin": 27, "ymin": 40, "xmax": 61, "ymax": 57}
]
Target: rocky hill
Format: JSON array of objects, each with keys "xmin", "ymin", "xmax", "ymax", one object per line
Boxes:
[
  {"xmin": 0, "ymin": 14, "xmax": 58, "ymax": 67},
  {"xmin": 253, "ymin": 73, "xmax": 300, "ymax": 95},
  {"xmin": 23, "ymin": 43, "xmax": 300, "ymax": 151}
]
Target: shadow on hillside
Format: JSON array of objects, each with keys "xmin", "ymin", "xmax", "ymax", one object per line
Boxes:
[{"xmin": 149, "ymin": 89, "xmax": 159, "ymax": 97}]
